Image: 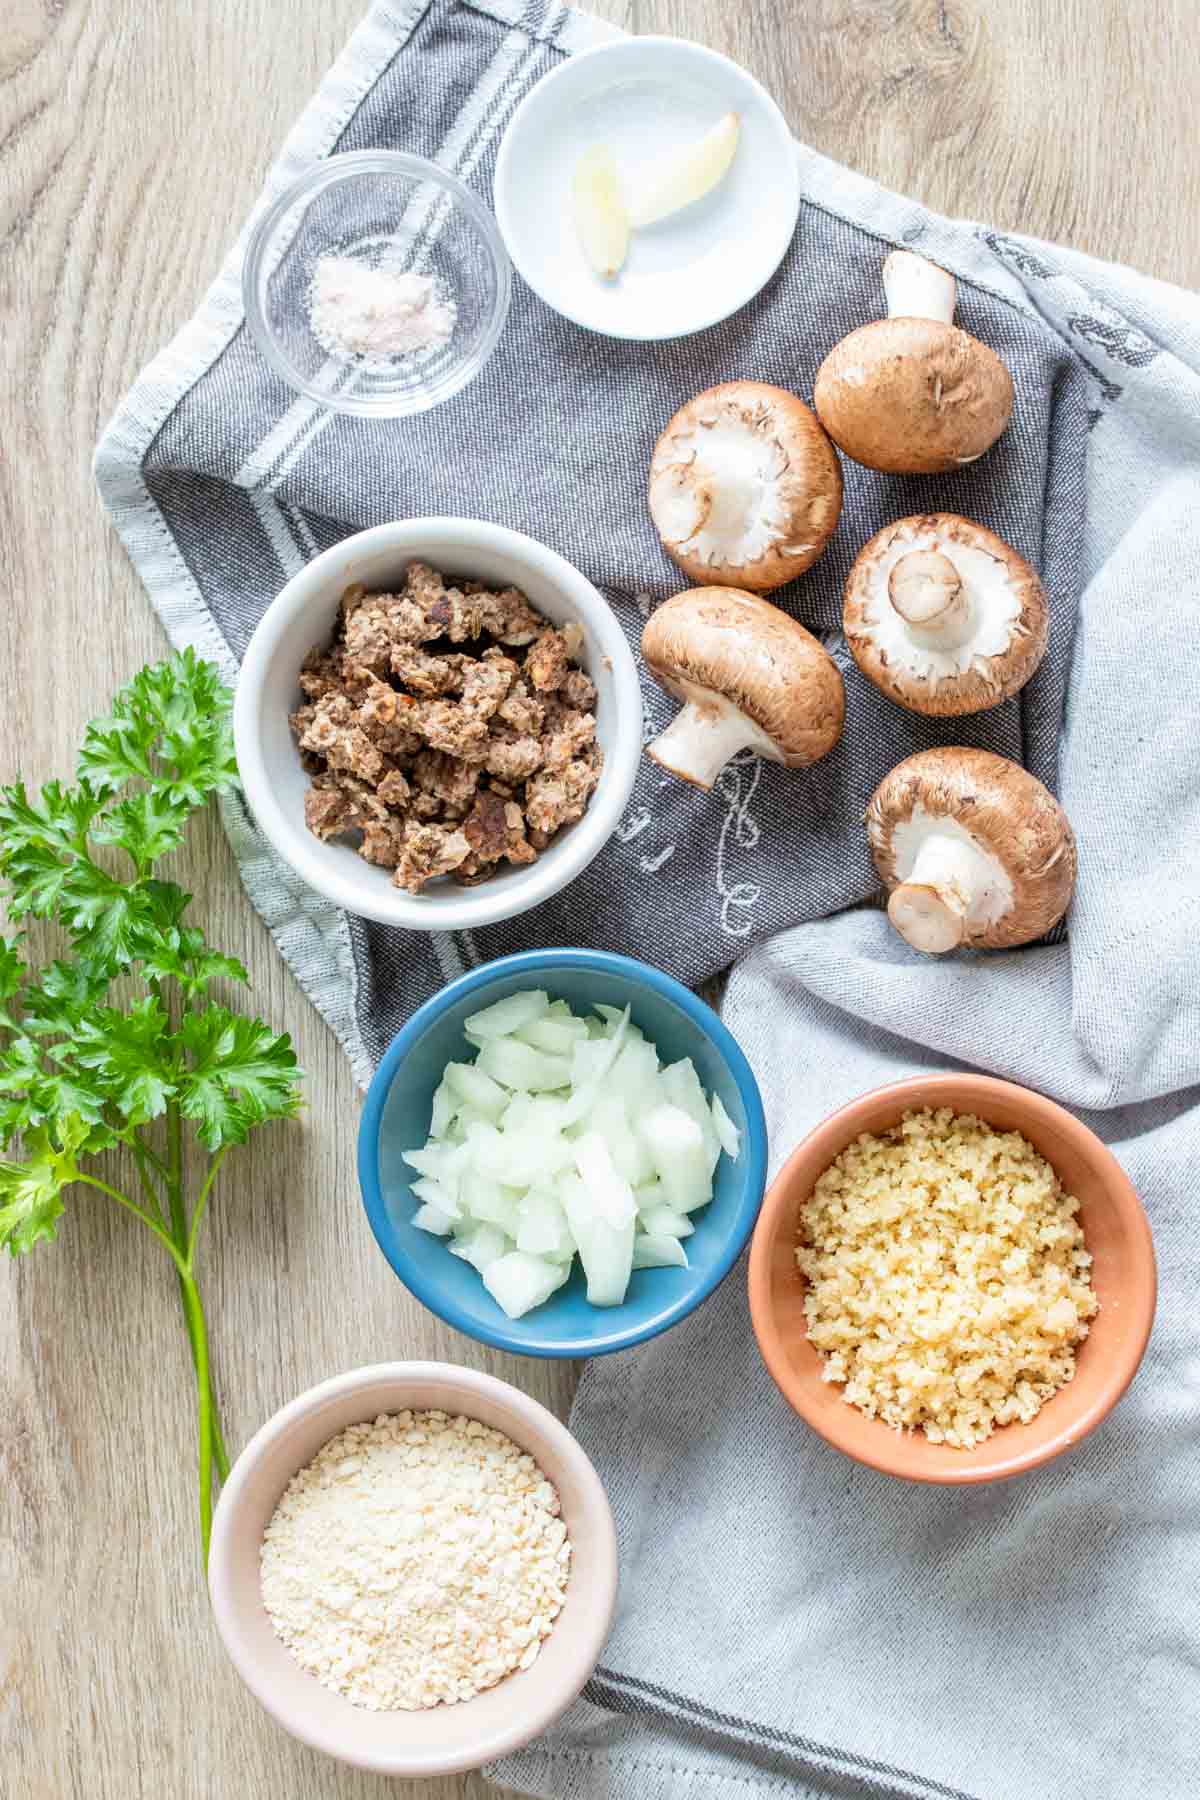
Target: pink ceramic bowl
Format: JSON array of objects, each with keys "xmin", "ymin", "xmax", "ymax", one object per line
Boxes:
[
  {"xmin": 749, "ymin": 1075, "xmax": 1157, "ymax": 1484},
  {"xmin": 208, "ymin": 1362, "xmax": 618, "ymax": 1775}
]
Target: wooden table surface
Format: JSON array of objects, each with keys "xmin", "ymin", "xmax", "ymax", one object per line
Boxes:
[{"xmin": 2, "ymin": 3, "xmax": 1196, "ymax": 1797}]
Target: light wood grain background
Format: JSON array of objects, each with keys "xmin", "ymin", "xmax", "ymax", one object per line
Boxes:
[{"xmin": 1, "ymin": 3, "xmax": 1196, "ymax": 1797}]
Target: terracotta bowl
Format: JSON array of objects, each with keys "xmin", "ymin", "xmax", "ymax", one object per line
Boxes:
[
  {"xmin": 748, "ymin": 1075, "xmax": 1156, "ymax": 1483},
  {"xmin": 208, "ymin": 1362, "xmax": 618, "ymax": 1775}
]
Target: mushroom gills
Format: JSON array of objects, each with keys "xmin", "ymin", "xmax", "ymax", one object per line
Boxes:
[
  {"xmin": 650, "ymin": 411, "xmax": 812, "ymax": 570},
  {"xmin": 864, "ymin": 534, "xmax": 1022, "ymax": 680},
  {"xmin": 887, "ymin": 807, "xmax": 1014, "ymax": 954},
  {"xmin": 647, "ymin": 678, "xmax": 782, "ymax": 790}
]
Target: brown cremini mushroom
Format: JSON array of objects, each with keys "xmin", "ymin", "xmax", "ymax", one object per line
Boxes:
[
  {"xmin": 867, "ymin": 748, "xmax": 1076, "ymax": 954},
  {"xmin": 814, "ymin": 252, "xmax": 1014, "ymax": 473},
  {"xmin": 843, "ymin": 514, "xmax": 1048, "ymax": 716},
  {"xmin": 648, "ymin": 381, "xmax": 842, "ymax": 592},
  {"xmin": 641, "ymin": 587, "xmax": 844, "ymax": 790}
]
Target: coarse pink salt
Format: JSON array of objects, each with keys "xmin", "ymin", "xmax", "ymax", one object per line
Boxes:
[{"xmin": 307, "ymin": 254, "xmax": 457, "ymax": 361}]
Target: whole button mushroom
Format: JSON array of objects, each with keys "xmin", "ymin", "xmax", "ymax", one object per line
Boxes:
[
  {"xmin": 814, "ymin": 251, "xmax": 1014, "ymax": 473},
  {"xmin": 648, "ymin": 381, "xmax": 843, "ymax": 592},
  {"xmin": 843, "ymin": 513, "xmax": 1048, "ymax": 716},
  {"xmin": 867, "ymin": 747, "xmax": 1076, "ymax": 954},
  {"xmin": 641, "ymin": 587, "xmax": 844, "ymax": 790}
]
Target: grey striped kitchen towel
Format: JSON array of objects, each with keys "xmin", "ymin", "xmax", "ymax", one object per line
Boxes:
[
  {"xmin": 96, "ymin": 0, "xmax": 1093, "ymax": 1085},
  {"xmin": 95, "ymin": 5, "xmax": 1200, "ymax": 1799}
]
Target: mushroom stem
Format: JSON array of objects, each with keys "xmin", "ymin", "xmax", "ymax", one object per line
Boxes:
[
  {"xmin": 887, "ymin": 549, "xmax": 972, "ymax": 649},
  {"xmin": 647, "ymin": 695, "xmax": 777, "ymax": 790},
  {"xmin": 882, "ymin": 250, "xmax": 956, "ymax": 325},
  {"xmin": 887, "ymin": 831, "xmax": 994, "ymax": 954}
]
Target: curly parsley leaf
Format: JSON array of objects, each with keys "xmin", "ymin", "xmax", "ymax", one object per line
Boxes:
[
  {"xmin": 92, "ymin": 790, "xmax": 191, "ymax": 875},
  {"xmin": 0, "ymin": 937, "xmax": 23, "ymax": 1032},
  {"xmin": 178, "ymin": 1009, "xmax": 303, "ymax": 1150},
  {"xmin": 0, "ymin": 781, "xmax": 105, "ymax": 921},
  {"xmin": 78, "ymin": 648, "xmax": 237, "ymax": 808},
  {"xmin": 72, "ymin": 997, "xmax": 176, "ymax": 1124},
  {"xmin": 0, "ymin": 1114, "xmax": 112, "ymax": 1256}
]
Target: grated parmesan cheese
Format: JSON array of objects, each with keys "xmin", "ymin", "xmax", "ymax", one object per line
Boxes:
[
  {"xmin": 260, "ymin": 1409, "xmax": 571, "ymax": 1710},
  {"xmin": 796, "ymin": 1108, "xmax": 1098, "ymax": 1448}
]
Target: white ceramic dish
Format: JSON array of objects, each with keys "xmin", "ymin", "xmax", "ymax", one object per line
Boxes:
[
  {"xmin": 208, "ymin": 1362, "xmax": 619, "ymax": 1777},
  {"xmin": 494, "ymin": 36, "xmax": 801, "ymax": 340},
  {"xmin": 233, "ymin": 519, "xmax": 643, "ymax": 931}
]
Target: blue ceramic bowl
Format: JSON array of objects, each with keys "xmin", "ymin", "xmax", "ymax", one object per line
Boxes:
[{"xmin": 358, "ymin": 949, "xmax": 768, "ymax": 1358}]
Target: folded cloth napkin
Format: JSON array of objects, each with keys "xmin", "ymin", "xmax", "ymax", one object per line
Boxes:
[{"xmin": 94, "ymin": 3, "xmax": 1200, "ymax": 1797}]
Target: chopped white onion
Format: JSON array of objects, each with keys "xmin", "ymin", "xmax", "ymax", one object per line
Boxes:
[{"xmin": 402, "ymin": 990, "xmax": 741, "ymax": 1317}]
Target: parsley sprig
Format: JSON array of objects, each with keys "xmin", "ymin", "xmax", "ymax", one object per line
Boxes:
[{"xmin": 0, "ymin": 652, "xmax": 303, "ymax": 1563}]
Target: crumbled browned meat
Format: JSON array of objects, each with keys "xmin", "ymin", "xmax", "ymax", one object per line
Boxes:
[
  {"xmin": 524, "ymin": 628, "xmax": 571, "ymax": 693},
  {"xmin": 496, "ymin": 679, "xmax": 545, "ymax": 735},
  {"xmin": 389, "ymin": 644, "xmax": 462, "ymax": 696},
  {"xmin": 467, "ymin": 583, "xmax": 544, "ymax": 645},
  {"xmin": 483, "ymin": 730, "xmax": 543, "ymax": 783},
  {"xmin": 409, "ymin": 698, "xmax": 490, "ymax": 760},
  {"xmin": 394, "ymin": 823, "xmax": 471, "ymax": 893},
  {"xmin": 525, "ymin": 755, "xmax": 602, "ymax": 836},
  {"xmin": 352, "ymin": 674, "xmax": 424, "ymax": 757},
  {"xmin": 304, "ymin": 782, "xmax": 357, "ymax": 841},
  {"xmin": 542, "ymin": 704, "xmax": 597, "ymax": 772},
  {"xmin": 298, "ymin": 648, "xmax": 347, "ymax": 701},
  {"xmin": 460, "ymin": 654, "xmax": 516, "ymax": 721},
  {"xmin": 377, "ymin": 768, "xmax": 411, "ymax": 809},
  {"xmin": 561, "ymin": 668, "xmax": 597, "ymax": 712},
  {"xmin": 295, "ymin": 563, "xmax": 601, "ymax": 891},
  {"xmin": 463, "ymin": 792, "xmax": 537, "ymax": 868},
  {"xmin": 360, "ymin": 819, "xmax": 408, "ymax": 868},
  {"xmin": 412, "ymin": 750, "xmax": 479, "ymax": 814}
]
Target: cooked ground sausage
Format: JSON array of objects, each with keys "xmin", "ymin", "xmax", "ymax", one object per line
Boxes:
[{"xmin": 291, "ymin": 562, "xmax": 602, "ymax": 893}]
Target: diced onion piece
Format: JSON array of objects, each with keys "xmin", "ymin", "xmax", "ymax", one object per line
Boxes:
[
  {"xmin": 464, "ymin": 990, "xmax": 550, "ymax": 1040},
  {"xmin": 573, "ymin": 1130, "xmax": 638, "ymax": 1228},
  {"xmin": 461, "ymin": 1176, "xmax": 522, "ymax": 1235},
  {"xmin": 589, "ymin": 1092, "xmax": 652, "ymax": 1186},
  {"xmin": 633, "ymin": 1233, "xmax": 689, "ymax": 1270},
  {"xmin": 518, "ymin": 1017, "xmax": 589, "ymax": 1055},
  {"xmin": 641, "ymin": 1103, "xmax": 712, "ymax": 1212},
  {"xmin": 563, "ymin": 1177, "xmax": 635, "ymax": 1306},
  {"xmin": 413, "ymin": 1202, "xmax": 455, "ymax": 1236},
  {"xmin": 448, "ymin": 1223, "xmax": 509, "ymax": 1273},
  {"xmin": 478, "ymin": 1037, "xmax": 572, "ymax": 1093},
  {"xmin": 661, "ymin": 1058, "xmax": 722, "ymax": 1174},
  {"xmin": 639, "ymin": 1201, "xmax": 694, "ymax": 1240},
  {"xmin": 710, "ymin": 1092, "xmax": 741, "ymax": 1159},
  {"xmin": 517, "ymin": 1191, "xmax": 576, "ymax": 1259},
  {"xmin": 411, "ymin": 1175, "xmax": 462, "ymax": 1221},
  {"xmin": 428, "ymin": 1077, "xmax": 455, "ymax": 1140},
  {"xmin": 444, "ymin": 1061, "xmax": 508, "ymax": 1121},
  {"xmin": 483, "ymin": 1251, "xmax": 569, "ymax": 1319}
]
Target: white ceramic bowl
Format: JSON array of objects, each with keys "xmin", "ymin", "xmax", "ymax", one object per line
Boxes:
[
  {"xmin": 494, "ymin": 36, "xmax": 801, "ymax": 340},
  {"xmin": 233, "ymin": 519, "xmax": 643, "ymax": 930},
  {"xmin": 208, "ymin": 1361, "xmax": 619, "ymax": 1777}
]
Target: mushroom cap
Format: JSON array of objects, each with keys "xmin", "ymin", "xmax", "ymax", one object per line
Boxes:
[
  {"xmin": 648, "ymin": 381, "xmax": 843, "ymax": 592},
  {"xmin": 866, "ymin": 747, "xmax": 1076, "ymax": 949},
  {"xmin": 813, "ymin": 319, "xmax": 1013, "ymax": 474},
  {"xmin": 641, "ymin": 587, "xmax": 845, "ymax": 767},
  {"xmin": 843, "ymin": 513, "xmax": 1048, "ymax": 717}
]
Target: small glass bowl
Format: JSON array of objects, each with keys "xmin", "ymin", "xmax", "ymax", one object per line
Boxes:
[{"xmin": 242, "ymin": 151, "xmax": 512, "ymax": 419}]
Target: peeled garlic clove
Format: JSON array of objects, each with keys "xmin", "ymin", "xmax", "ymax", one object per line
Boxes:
[
  {"xmin": 628, "ymin": 112, "xmax": 740, "ymax": 229},
  {"xmin": 573, "ymin": 145, "xmax": 630, "ymax": 278}
]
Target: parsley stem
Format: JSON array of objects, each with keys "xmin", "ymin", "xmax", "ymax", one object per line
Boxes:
[
  {"xmin": 179, "ymin": 1269, "xmax": 215, "ymax": 1565},
  {"xmin": 129, "ymin": 1143, "xmax": 166, "ymax": 1221},
  {"xmin": 186, "ymin": 1146, "xmax": 228, "ymax": 1267},
  {"xmin": 75, "ymin": 1173, "xmax": 188, "ymax": 1277},
  {"xmin": 166, "ymin": 1098, "xmax": 186, "ymax": 1248}
]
